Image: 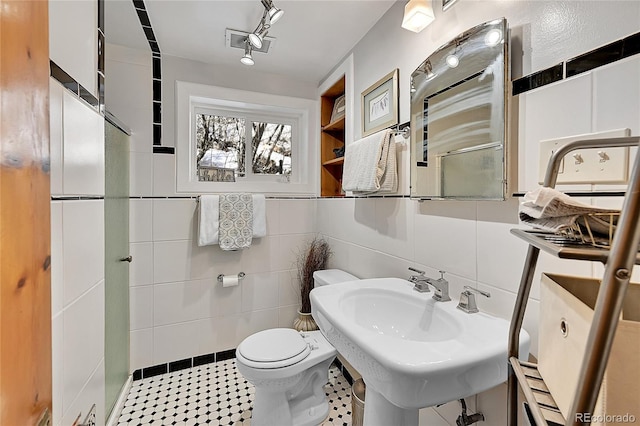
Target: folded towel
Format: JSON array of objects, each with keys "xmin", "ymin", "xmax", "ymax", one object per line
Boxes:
[
  {"xmin": 198, "ymin": 195, "xmax": 220, "ymax": 247},
  {"xmin": 519, "ymin": 187, "xmax": 619, "ymax": 235},
  {"xmin": 219, "ymin": 193, "xmax": 253, "ymax": 251},
  {"xmin": 342, "ymin": 129, "xmax": 397, "ymax": 194},
  {"xmin": 198, "ymin": 194, "xmax": 267, "ymax": 247}
]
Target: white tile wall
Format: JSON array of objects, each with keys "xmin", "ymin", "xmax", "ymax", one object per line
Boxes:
[
  {"xmin": 129, "ymin": 242, "xmax": 154, "ymax": 286},
  {"xmin": 62, "ymin": 281, "xmax": 105, "ymax": 414},
  {"xmin": 153, "ymin": 154, "xmax": 178, "ymax": 197},
  {"xmin": 152, "ymin": 199, "xmax": 196, "ymax": 241},
  {"xmin": 62, "ymin": 200, "xmax": 105, "ymax": 306},
  {"xmin": 62, "ymin": 92, "xmax": 105, "ymax": 196},
  {"xmin": 129, "ymin": 152, "xmax": 153, "ymax": 197},
  {"xmin": 130, "ymin": 329, "xmax": 153, "ymax": 372},
  {"xmin": 518, "ymin": 73, "xmax": 593, "ymax": 192},
  {"xmin": 51, "ymin": 313, "xmax": 64, "ymax": 426},
  {"xmin": 61, "ymin": 359, "xmax": 105, "ymax": 426},
  {"xmin": 49, "ymin": 0, "xmax": 97, "ymax": 96},
  {"xmin": 51, "ymin": 201, "xmax": 64, "ymax": 316},
  {"xmin": 50, "ymin": 79, "xmax": 64, "ymax": 196},
  {"xmin": 129, "ymin": 199, "xmax": 153, "ymax": 243},
  {"xmin": 125, "ymin": 198, "xmax": 318, "ymax": 369},
  {"xmin": 130, "ymin": 286, "xmax": 154, "ymax": 330}
]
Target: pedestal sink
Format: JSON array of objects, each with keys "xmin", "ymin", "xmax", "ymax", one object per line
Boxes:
[{"xmin": 310, "ymin": 278, "xmax": 530, "ymax": 426}]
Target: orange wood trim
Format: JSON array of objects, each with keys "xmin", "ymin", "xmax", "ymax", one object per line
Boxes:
[{"xmin": 0, "ymin": 1, "xmax": 52, "ymax": 424}]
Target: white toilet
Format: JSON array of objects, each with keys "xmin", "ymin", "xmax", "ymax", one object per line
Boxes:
[{"xmin": 235, "ymin": 269, "xmax": 358, "ymax": 426}]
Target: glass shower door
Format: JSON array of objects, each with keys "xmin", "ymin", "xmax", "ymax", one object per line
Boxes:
[{"xmin": 104, "ymin": 121, "xmax": 130, "ymax": 419}]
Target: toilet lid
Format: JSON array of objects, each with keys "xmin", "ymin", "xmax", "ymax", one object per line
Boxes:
[{"xmin": 238, "ymin": 328, "xmax": 311, "ymax": 368}]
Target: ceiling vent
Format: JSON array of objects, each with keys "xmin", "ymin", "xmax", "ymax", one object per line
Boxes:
[{"xmin": 225, "ymin": 29, "xmax": 275, "ymax": 54}]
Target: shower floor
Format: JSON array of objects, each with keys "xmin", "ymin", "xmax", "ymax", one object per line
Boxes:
[{"xmin": 116, "ymin": 358, "xmax": 352, "ymax": 426}]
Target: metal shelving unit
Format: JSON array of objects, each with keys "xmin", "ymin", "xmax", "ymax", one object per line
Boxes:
[{"xmin": 507, "ymin": 136, "xmax": 640, "ymax": 426}]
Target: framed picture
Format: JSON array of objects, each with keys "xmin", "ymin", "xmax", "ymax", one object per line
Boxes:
[
  {"xmin": 361, "ymin": 69, "xmax": 399, "ymax": 137},
  {"xmin": 330, "ymin": 94, "xmax": 346, "ymax": 123},
  {"xmin": 442, "ymin": 0, "xmax": 459, "ymax": 11}
]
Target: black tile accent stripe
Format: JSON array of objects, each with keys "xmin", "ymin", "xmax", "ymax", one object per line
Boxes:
[
  {"xmin": 168, "ymin": 358, "xmax": 193, "ymax": 372},
  {"xmin": 566, "ymin": 40, "xmax": 624, "ymax": 78},
  {"xmin": 153, "ymin": 146, "xmax": 174, "ymax": 154},
  {"xmin": 50, "ymin": 61, "xmax": 79, "ymax": 95},
  {"xmin": 216, "ymin": 349, "xmax": 237, "ymax": 362},
  {"xmin": 193, "ymin": 353, "xmax": 216, "ymax": 367},
  {"xmin": 512, "ymin": 64, "xmax": 563, "ymax": 96},
  {"xmin": 153, "ymin": 102, "xmax": 161, "ymax": 124},
  {"xmin": 133, "ymin": 348, "xmax": 238, "ymax": 381},
  {"xmin": 514, "ymin": 29, "xmax": 640, "ymax": 95},
  {"xmin": 132, "ymin": 0, "xmax": 163, "ymax": 145},
  {"xmin": 79, "ymin": 84, "xmax": 99, "ymax": 108},
  {"xmin": 132, "ymin": 370, "xmax": 142, "ymax": 381},
  {"xmin": 623, "ymin": 32, "xmax": 640, "ymax": 58},
  {"xmin": 153, "ymin": 124, "xmax": 163, "ymax": 146},
  {"xmin": 142, "ymin": 363, "xmax": 168, "ymax": 378},
  {"xmin": 153, "ymin": 57, "xmax": 161, "ymax": 79}
]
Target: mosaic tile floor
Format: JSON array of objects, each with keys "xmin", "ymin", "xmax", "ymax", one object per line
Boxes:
[{"xmin": 117, "ymin": 359, "xmax": 352, "ymax": 426}]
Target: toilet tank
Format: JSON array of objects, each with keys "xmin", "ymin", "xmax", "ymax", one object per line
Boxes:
[{"xmin": 313, "ymin": 269, "xmax": 358, "ymax": 287}]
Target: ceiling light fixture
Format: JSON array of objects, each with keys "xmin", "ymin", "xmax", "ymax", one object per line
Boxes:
[
  {"xmin": 240, "ymin": 40, "xmax": 254, "ymax": 66},
  {"xmin": 237, "ymin": 0, "xmax": 283, "ymax": 65},
  {"xmin": 262, "ymin": 0, "xmax": 284, "ymax": 24},
  {"xmin": 401, "ymin": 0, "xmax": 435, "ymax": 33}
]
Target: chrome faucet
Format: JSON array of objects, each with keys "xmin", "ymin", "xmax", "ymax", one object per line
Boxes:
[
  {"xmin": 408, "ymin": 267, "xmax": 451, "ymax": 302},
  {"xmin": 457, "ymin": 286, "xmax": 491, "ymax": 313}
]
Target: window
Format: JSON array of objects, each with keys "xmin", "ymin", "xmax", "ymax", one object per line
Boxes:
[
  {"xmin": 195, "ymin": 111, "xmax": 293, "ymax": 182},
  {"xmin": 176, "ymin": 81, "xmax": 317, "ymax": 195}
]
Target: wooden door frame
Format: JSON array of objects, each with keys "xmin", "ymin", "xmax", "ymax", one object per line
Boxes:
[{"xmin": 0, "ymin": 1, "xmax": 53, "ymax": 424}]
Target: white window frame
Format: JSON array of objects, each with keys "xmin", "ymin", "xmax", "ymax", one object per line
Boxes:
[{"xmin": 176, "ymin": 81, "xmax": 318, "ymax": 195}]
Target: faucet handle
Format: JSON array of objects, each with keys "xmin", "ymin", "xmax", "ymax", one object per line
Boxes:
[
  {"xmin": 438, "ymin": 270, "xmax": 446, "ymax": 280},
  {"xmin": 408, "ymin": 267, "xmax": 425, "ymax": 276},
  {"xmin": 463, "ymin": 286, "xmax": 490, "ymax": 298},
  {"xmin": 457, "ymin": 286, "xmax": 490, "ymax": 314}
]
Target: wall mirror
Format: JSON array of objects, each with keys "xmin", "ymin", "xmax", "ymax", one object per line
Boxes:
[{"xmin": 410, "ymin": 18, "xmax": 508, "ymax": 200}]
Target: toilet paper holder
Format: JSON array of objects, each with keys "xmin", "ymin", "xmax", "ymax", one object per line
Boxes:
[{"xmin": 217, "ymin": 272, "xmax": 246, "ymax": 283}]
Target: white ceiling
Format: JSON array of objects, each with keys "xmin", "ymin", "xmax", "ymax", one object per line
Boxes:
[{"xmin": 105, "ymin": 0, "xmax": 397, "ymax": 85}]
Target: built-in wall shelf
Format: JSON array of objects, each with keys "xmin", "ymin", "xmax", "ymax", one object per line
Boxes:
[
  {"xmin": 322, "ymin": 157, "xmax": 344, "ymax": 167},
  {"xmin": 322, "ymin": 116, "xmax": 345, "ymax": 132},
  {"xmin": 320, "ymin": 75, "xmax": 346, "ymax": 197}
]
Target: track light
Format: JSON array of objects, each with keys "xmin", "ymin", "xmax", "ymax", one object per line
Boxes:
[
  {"xmin": 262, "ymin": 0, "xmax": 284, "ymax": 24},
  {"xmin": 240, "ymin": 41, "xmax": 254, "ymax": 66},
  {"xmin": 235, "ymin": 0, "xmax": 283, "ymax": 66},
  {"xmin": 248, "ymin": 17, "xmax": 269, "ymax": 49}
]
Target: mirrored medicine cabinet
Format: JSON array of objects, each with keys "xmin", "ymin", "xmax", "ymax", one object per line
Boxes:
[{"xmin": 410, "ymin": 18, "xmax": 509, "ymax": 200}]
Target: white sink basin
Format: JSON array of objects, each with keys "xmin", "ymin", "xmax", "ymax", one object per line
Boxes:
[{"xmin": 311, "ymin": 277, "xmax": 530, "ymax": 425}]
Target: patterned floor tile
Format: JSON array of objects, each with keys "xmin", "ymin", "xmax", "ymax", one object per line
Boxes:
[{"xmin": 117, "ymin": 359, "xmax": 352, "ymax": 426}]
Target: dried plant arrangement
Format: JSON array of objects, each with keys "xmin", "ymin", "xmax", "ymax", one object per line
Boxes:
[{"xmin": 296, "ymin": 237, "xmax": 332, "ymax": 313}]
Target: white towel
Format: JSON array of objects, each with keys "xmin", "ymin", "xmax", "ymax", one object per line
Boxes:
[
  {"xmin": 198, "ymin": 195, "xmax": 220, "ymax": 247},
  {"xmin": 252, "ymin": 194, "xmax": 267, "ymax": 238},
  {"xmin": 342, "ymin": 129, "xmax": 397, "ymax": 194},
  {"xmin": 519, "ymin": 187, "xmax": 619, "ymax": 234},
  {"xmin": 197, "ymin": 194, "xmax": 267, "ymax": 247},
  {"xmin": 219, "ymin": 193, "xmax": 253, "ymax": 251}
]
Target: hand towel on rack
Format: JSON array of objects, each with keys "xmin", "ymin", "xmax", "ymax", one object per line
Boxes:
[
  {"xmin": 219, "ymin": 193, "xmax": 253, "ymax": 251},
  {"xmin": 341, "ymin": 129, "xmax": 397, "ymax": 194},
  {"xmin": 198, "ymin": 195, "xmax": 220, "ymax": 247},
  {"xmin": 197, "ymin": 194, "xmax": 266, "ymax": 247},
  {"xmin": 519, "ymin": 187, "xmax": 619, "ymax": 234}
]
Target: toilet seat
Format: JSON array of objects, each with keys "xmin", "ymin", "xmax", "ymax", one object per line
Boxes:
[{"xmin": 237, "ymin": 328, "xmax": 311, "ymax": 369}]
